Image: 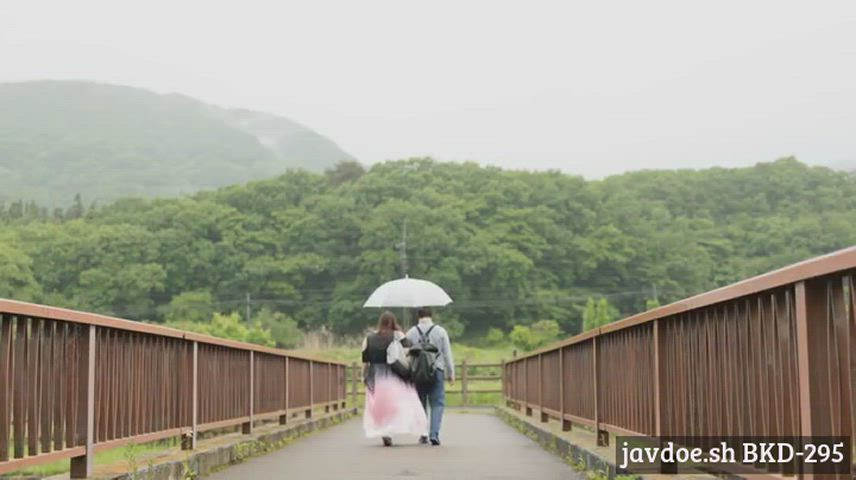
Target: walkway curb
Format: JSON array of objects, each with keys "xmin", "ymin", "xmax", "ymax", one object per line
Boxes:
[
  {"xmin": 102, "ymin": 408, "xmax": 358, "ymax": 480},
  {"xmin": 494, "ymin": 406, "xmax": 627, "ymax": 480}
]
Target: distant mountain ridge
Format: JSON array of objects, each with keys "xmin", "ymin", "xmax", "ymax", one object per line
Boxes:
[
  {"xmin": 0, "ymin": 80, "xmax": 355, "ymax": 205},
  {"xmin": 220, "ymin": 108, "xmax": 357, "ymax": 172}
]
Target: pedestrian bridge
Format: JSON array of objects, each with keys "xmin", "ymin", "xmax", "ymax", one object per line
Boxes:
[
  {"xmin": 205, "ymin": 410, "xmax": 575, "ymax": 480},
  {"xmin": 1, "ymin": 247, "xmax": 854, "ymax": 479}
]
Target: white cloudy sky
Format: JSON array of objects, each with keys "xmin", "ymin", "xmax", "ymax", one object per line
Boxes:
[{"xmin": 1, "ymin": 0, "xmax": 855, "ymax": 176}]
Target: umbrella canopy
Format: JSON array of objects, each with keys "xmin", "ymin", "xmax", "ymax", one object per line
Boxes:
[{"xmin": 363, "ymin": 277, "xmax": 453, "ymax": 308}]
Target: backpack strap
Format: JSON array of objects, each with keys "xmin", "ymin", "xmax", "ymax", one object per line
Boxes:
[{"xmin": 417, "ymin": 325, "xmax": 436, "ymax": 345}]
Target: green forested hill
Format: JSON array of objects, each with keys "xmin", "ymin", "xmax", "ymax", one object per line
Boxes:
[
  {"xmin": 0, "ymin": 157, "xmax": 854, "ymax": 339},
  {"xmin": 0, "ymin": 81, "xmax": 354, "ymax": 204}
]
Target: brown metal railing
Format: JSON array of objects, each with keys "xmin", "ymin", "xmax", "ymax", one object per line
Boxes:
[
  {"xmin": 0, "ymin": 300, "xmax": 347, "ymax": 477},
  {"xmin": 504, "ymin": 246, "xmax": 856, "ymax": 456}
]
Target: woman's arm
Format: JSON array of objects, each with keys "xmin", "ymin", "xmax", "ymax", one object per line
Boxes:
[
  {"xmin": 387, "ymin": 333, "xmax": 403, "ymax": 364},
  {"xmin": 361, "ymin": 337, "xmax": 370, "ymax": 380}
]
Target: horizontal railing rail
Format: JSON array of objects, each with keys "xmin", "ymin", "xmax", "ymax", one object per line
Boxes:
[
  {"xmin": 347, "ymin": 362, "xmax": 505, "ymax": 405},
  {"xmin": 0, "ymin": 300, "xmax": 347, "ymax": 477},
  {"xmin": 504, "ymin": 246, "xmax": 856, "ymax": 475}
]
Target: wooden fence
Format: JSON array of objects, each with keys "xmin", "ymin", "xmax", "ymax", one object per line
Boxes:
[{"xmin": 346, "ymin": 361, "xmax": 504, "ymax": 406}]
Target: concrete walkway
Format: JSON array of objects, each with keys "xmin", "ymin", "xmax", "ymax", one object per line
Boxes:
[{"xmin": 206, "ymin": 411, "xmax": 575, "ymax": 480}]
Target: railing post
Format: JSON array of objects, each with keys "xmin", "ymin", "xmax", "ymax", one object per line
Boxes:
[
  {"xmin": 511, "ymin": 350, "xmax": 520, "ymax": 410},
  {"xmin": 560, "ymin": 347, "xmax": 571, "ymax": 431},
  {"xmin": 280, "ymin": 356, "xmax": 289, "ymax": 425},
  {"xmin": 461, "ymin": 359, "xmax": 468, "ymax": 406},
  {"xmin": 524, "ymin": 357, "xmax": 532, "ymax": 416},
  {"xmin": 593, "ymin": 334, "xmax": 608, "ymax": 446},
  {"xmin": 514, "ymin": 361, "xmax": 522, "ymax": 411},
  {"xmin": 350, "ymin": 362, "xmax": 358, "ymax": 409},
  {"xmin": 306, "ymin": 360, "xmax": 313, "ymax": 419},
  {"xmin": 502, "ymin": 359, "xmax": 512, "ymax": 408},
  {"xmin": 332, "ymin": 365, "xmax": 339, "ymax": 411},
  {"xmin": 182, "ymin": 341, "xmax": 198, "ymax": 449},
  {"xmin": 0, "ymin": 314, "xmax": 9, "ymax": 463},
  {"xmin": 539, "ymin": 354, "xmax": 548, "ymax": 423},
  {"xmin": 326, "ymin": 364, "xmax": 332, "ymax": 413},
  {"xmin": 242, "ymin": 351, "xmax": 253, "ymax": 434},
  {"xmin": 70, "ymin": 325, "xmax": 96, "ymax": 478},
  {"xmin": 653, "ymin": 320, "xmax": 663, "ymax": 437},
  {"xmin": 795, "ymin": 279, "xmax": 848, "ymax": 446},
  {"xmin": 340, "ymin": 364, "xmax": 346, "ymax": 409}
]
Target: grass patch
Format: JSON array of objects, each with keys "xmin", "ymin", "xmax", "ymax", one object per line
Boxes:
[
  {"xmin": 8, "ymin": 439, "xmax": 174, "ymax": 477},
  {"xmin": 13, "ymin": 411, "xmax": 356, "ymax": 478},
  {"xmin": 291, "ymin": 343, "xmax": 516, "ymax": 366}
]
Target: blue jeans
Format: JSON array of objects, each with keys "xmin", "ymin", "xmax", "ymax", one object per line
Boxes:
[{"xmin": 416, "ymin": 369, "xmax": 446, "ymax": 441}]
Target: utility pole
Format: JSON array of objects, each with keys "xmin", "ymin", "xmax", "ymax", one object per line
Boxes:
[
  {"xmin": 245, "ymin": 292, "xmax": 252, "ymax": 324},
  {"xmin": 650, "ymin": 283, "xmax": 659, "ymax": 310},
  {"xmin": 396, "ymin": 219, "xmax": 409, "ymax": 327},
  {"xmin": 397, "ymin": 219, "xmax": 408, "ymax": 278}
]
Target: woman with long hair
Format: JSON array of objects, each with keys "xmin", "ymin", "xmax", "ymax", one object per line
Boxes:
[{"xmin": 361, "ymin": 311, "xmax": 427, "ymax": 446}]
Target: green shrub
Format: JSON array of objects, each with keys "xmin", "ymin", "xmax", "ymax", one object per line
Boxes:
[
  {"xmin": 484, "ymin": 327, "xmax": 505, "ymax": 346},
  {"xmin": 254, "ymin": 308, "xmax": 304, "ymax": 348},
  {"xmin": 509, "ymin": 320, "xmax": 563, "ymax": 351},
  {"xmin": 167, "ymin": 312, "xmax": 275, "ymax": 347}
]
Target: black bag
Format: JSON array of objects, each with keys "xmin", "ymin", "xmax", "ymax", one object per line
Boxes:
[
  {"xmin": 390, "ymin": 359, "xmax": 411, "ymax": 382},
  {"xmin": 389, "ymin": 336, "xmax": 412, "ymax": 382},
  {"xmin": 410, "ymin": 325, "xmax": 439, "ymax": 386}
]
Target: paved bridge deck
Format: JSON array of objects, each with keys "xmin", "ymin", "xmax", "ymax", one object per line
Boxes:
[{"xmin": 207, "ymin": 411, "xmax": 575, "ymax": 480}]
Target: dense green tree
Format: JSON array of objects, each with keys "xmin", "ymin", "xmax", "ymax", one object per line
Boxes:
[
  {"xmin": 508, "ymin": 320, "xmax": 563, "ymax": 351},
  {"xmin": 0, "ymin": 242, "xmax": 41, "ymax": 300},
  {"xmin": 65, "ymin": 194, "xmax": 85, "ymax": 219},
  {"xmin": 161, "ymin": 290, "xmax": 216, "ymax": 324},
  {"xmin": 645, "ymin": 298, "xmax": 661, "ymax": 310},
  {"xmin": 253, "ymin": 308, "xmax": 304, "ymax": 348},
  {"xmin": 325, "ymin": 160, "xmax": 366, "ymax": 186},
  {"xmin": 1, "ymin": 157, "xmax": 855, "ymax": 344},
  {"xmin": 484, "ymin": 327, "xmax": 505, "ymax": 347},
  {"xmin": 167, "ymin": 312, "xmax": 275, "ymax": 347},
  {"xmin": 582, "ymin": 297, "xmax": 619, "ymax": 331},
  {"xmin": 508, "ymin": 325, "xmax": 536, "ymax": 351}
]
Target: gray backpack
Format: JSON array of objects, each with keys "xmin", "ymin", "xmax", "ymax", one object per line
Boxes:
[{"xmin": 410, "ymin": 325, "xmax": 439, "ymax": 386}]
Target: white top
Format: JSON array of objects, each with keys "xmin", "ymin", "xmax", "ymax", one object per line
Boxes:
[{"xmin": 361, "ymin": 330, "xmax": 409, "ymax": 365}]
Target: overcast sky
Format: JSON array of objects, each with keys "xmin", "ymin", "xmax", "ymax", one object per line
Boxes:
[{"xmin": 2, "ymin": 1, "xmax": 855, "ymax": 177}]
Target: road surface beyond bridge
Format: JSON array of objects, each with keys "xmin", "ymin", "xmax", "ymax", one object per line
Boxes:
[{"xmin": 206, "ymin": 411, "xmax": 576, "ymax": 480}]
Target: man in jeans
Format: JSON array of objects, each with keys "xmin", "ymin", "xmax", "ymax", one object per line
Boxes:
[{"xmin": 406, "ymin": 307, "xmax": 455, "ymax": 446}]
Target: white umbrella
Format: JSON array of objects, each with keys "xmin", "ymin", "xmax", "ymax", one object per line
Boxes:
[{"xmin": 363, "ymin": 276, "xmax": 453, "ymax": 308}]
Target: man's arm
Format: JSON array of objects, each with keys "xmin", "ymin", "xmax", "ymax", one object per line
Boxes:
[{"xmin": 441, "ymin": 330, "xmax": 455, "ymax": 382}]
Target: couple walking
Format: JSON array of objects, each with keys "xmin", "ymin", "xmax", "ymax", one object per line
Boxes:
[{"xmin": 361, "ymin": 308, "xmax": 454, "ymax": 446}]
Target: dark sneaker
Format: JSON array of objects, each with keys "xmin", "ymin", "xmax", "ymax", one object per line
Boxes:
[
  {"xmin": 430, "ymin": 438, "xmax": 441, "ymax": 446},
  {"xmin": 418, "ymin": 436, "xmax": 428, "ymax": 445},
  {"xmin": 382, "ymin": 436, "xmax": 392, "ymax": 447}
]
